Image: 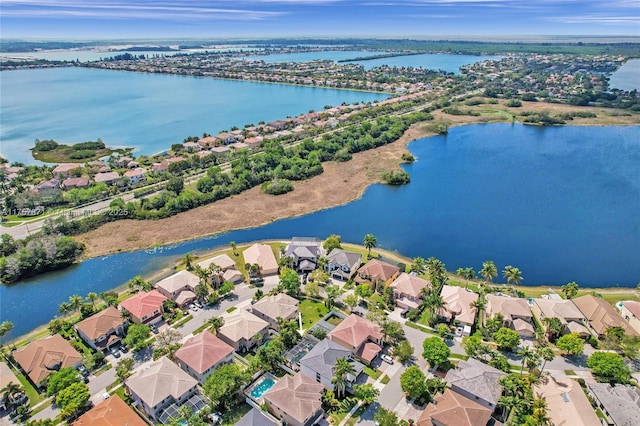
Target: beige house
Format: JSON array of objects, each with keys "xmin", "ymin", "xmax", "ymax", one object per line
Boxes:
[
  {"xmin": 327, "ymin": 314, "xmax": 383, "ymax": 364},
  {"xmin": 263, "ymin": 372, "xmax": 324, "ymax": 426},
  {"xmin": 218, "ymin": 309, "xmax": 270, "ymax": 352},
  {"xmin": 616, "ymin": 300, "xmax": 640, "ymax": 334},
  {"xmin": 485, "ymin": 294, "xmax": 535, "ymax": 338},
  {"xmin": 572, "ymin": 295, "xmax": 637, "ymax": 337},
  {"xmin": 243, "ymin": 243, "xmax": 279, "ymax": 276},
  {"xmin": 13, "ymin": 334, "xmax": 83, "ymax": 388},
  {"xmin": 531, "ymin": 298, "xmax": 591, "ymax": 337},
  {"xmin": 120, "ymin": 290, "xmax": 167, "ymax": 325},
  {"xmin": 533, "ymin": 377, "xmax": 600, "ymax": 426},
  {"xmin": 174, "ymin": 331, "xmax": 234, "ymax": 384},
  {"xmin": 355, "ymin": 259, "xmax": 400, "ymax": 290},
  {"xmin": 197, "ymin": 253, "xmax": 236, "ymax": 271},
  {"xmin": 417, "ymin": 388, "xmax": 492, "ymax": 426},
  {"xmin": 75, "ymin": 306, "xmax": 126, "ymax": 351},
  {"xmin": 125, "ymin": 357, "xmax": 198, "ymax": 422},
  {"xmin": 123, "ymin": 167, "xmax": 146, "ymax": 184},
  {"xmin": 389, "ymin": 273, "xmax": 431, "ymax": 310},
  {"xmin": 251, "ymin": 293, "xmax": 299, "ymax": 330},
  {"xmin": 438, "ymin": 285, "xmax": 479, "ymax": 326},
  {"xmin": 155, "ymin": 270, "xmax": 199, "ymax": 307}
]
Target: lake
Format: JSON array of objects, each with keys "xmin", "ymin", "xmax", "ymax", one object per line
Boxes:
[
  {"xmin": 609, "ymin": 59, "xmax": 640, "ymax": 92},
  {"xmin": 0, "ymin": 67, "xmax": 388, "ymax": 165},
  {"xmin": 2, "ymin": 123, "xmax": 639, "ymax": 338}
]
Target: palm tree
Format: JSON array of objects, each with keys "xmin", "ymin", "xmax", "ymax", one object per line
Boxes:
[
  {"xmin": 58, "ymin": 301, "xmax": 72, "ymax": 318},
  {"xmin": 423, "ymin": 290, "xmax": 445, "ymax": 326},
  {"xmin": 537, "ymin": 346, "xmax": 555, "ymax": 374},
  {"xmin": 411, "ymin": 257, "xmax": 427, "ymax": 274},
  {"xmin": 362, "ymin": 233, "xmax": 377, "ymax": 258},
  {"xmin": 325, "ymin": 285, "xmax": 341, "ymax": 309},
  {"xmin": 317, "ymin": 256, "xmax": 329, "ymax": 271},
  {"xmin": 462, "ymin": 267, "xmax": 475, "ymax": 282},
  {"xmin": 542, "ymin": 317, "xmax": 563, "ymax": 342},
  {"xmin": 503, "ymin": 265, "xmax": 523, "ymax": 287},
  {"xmin": 530, "ymin": 398, "xmax": 552, "ymax": 426},
  {"xmin": 192, "ymin": 264, "xmax": 209, "ymax": 286},
  {"xmin": 69, "ymin": 294, "xmax": 83, "ymax": 312},
  {"xmin": 561, "ymin": 281, "xmax": 579, "ymax": 299},
  {"xmin": 332, "ymin": 357, "xmax": 356, "ymax": 399},
  {"xmin": 517, "ymin": 346, "xmax": 536, "ymax": 374},
  {"xmin": 426, "ymin": 257, "xmax": 447, "ymax": 289},
  {"xmin": 470, "ymin": 296, "xmax": 487, "ymax": 327},
  {"xmin": 86, "ymin": 292, "xmax": 98, "ymax": 307},
  {"xmin": 1, "ymin": 382, "xmax": 24, "ymax": 406},
  {"xmin": 206, "ymin": 317, "xmax": 224, "ymax": 335},
  {"xmin": 183, "ymin": 252, "xmax": 195, "ymax": 270},
  {"xmin": 229, "ymin": 241, "xmax": 237, "ymax": 256},
  {"xmin": 480, "ymin": 260, "xmax": 498, "ymax": 283}
]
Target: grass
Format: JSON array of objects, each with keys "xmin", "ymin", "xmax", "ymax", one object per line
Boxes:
[
  {"xmin": 405, "ymin": 321, "xmax": 435, "ymax": 335},
  {"xmin": 381, "ymin": 375, "xmax": 390, "ymax": 384},
  {"xmin": 449, "ymin": 353, "xmax": 469, "ymax": 360},
  {"xmin": 171, "ymin": 314, "xmax": 193, "ymax": 328},
  {"xmin": 29, "ymin": 398, "xmax": 52, "ymax": 417},
  {"xmin": 111, "ymin": 386, "xmax": 131, "ymax": 403},
  {"xmin": 564, "ymin": 369, "xmax": 577, "ymax": 376},
  {"xmin": 345, "ymin": 404, "xmax": 367, "ymax": 426},
  {"xmin": 364, "ymin": 367, "xmax": 381, "ymax": 380},
  {"xmin": 93, "ymin": 363, "xmax": 113, "ymax": 376},
  {"xmin": 299, "ymin": 299, "xmax": 329, "ymax": 330},
  {"xmin": 220, "ymin": 402, "xmax": 252, "ymax": 426},
  {"xmin": 10, "ymin": 365, "xmax": 45, "ymax": 407},
  {"xmin": 226, "ymin": 306, "xmax": 237, "ymax": 313},
  {"xmin": 326, "ymin": 316, "xmax": 343, "ymax": 326}
]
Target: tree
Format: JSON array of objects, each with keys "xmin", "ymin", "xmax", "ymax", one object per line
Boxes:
[
  {"xmin": 344, "ymin": 294, "xmax": 359, "ymax": 311},
  {"xmin": 426, "ymin": 257, "xmax": 447, "ymax": 288},
  {"xmin": 374, "ymin": 407, "xmax": 399, "ymax": 426},
  {"xmin": 279, "ymin": 268, "xmax": 301, "ymax": 297},
  {"xmin": 527, "ymin": 398, "xmax": 551, "ymax": 426},
  {"xmin": 332, "ymin": 356, "xmax": 356, "ymax": 399},
  {"xmin": 100, "ymin": 291, "xmax": 119, "ymax": 307},
  {"xmin": 305, "ymin": 281, "xmax": 321, "ymax": 299},
  {"xmin": 355, "ymin": 283, "xmax": 373, "ymax": 300},
  {"xmin": 542, "ymin": 317, "xmax": 563, "ymax": 342},
  {"xmin": 325, "ymin": 285, "xmax": 341, "ymax": 309},
  {"xmin": 166, "ymin": 176, "xmax": 184, "ymax": 194},
  {"xmin": 253, "ymin": 288, "xmax": 264, "ymax": 302},
  {"xmin": 1, "ymin": 382, "xmax": 24, "ymax": 407},
  {"xmin": 86, "ymin": 292, "xmax": 99, "ymax": 306},
  {"xmin": 323, "ymin": 234, "xmax": 342, "ymax": 253},
  {"xmin": 195, "ymin": 283, "xmax": 209, "ymax": 301},
  {"xmin": 252, "ymin": 338, "xmax": 285, "ymax": 372},
  {"xmin": 229, "ymin": 241, "xmax": 237, "ymax": 256},
  {"xmin": 123, "ymin": 323, "xmax": 151, "ymax": 352},
  {"xmin": 395, "ymin": 340, "xmax": 414, "ymax": 364},
  {"xmin": 556, "ymin": 332, "xmax": 584, "ymax": 356},
  {"xmin": 410, "ymin": 257, "xmax": 426, "ymax": 274},
  {"xmin": 362, "ymin": 233, "xmax": 377, "ymax": 258},
  {"xmin": 57, "ymin": 301, "xmax": 72, "ymax": 318},
  {"xmin": 421, "ymin": 289, "xmax": 445, "ymax": 326},
  {"xmin": 480, "ymin": 260, "xmax": 498, "ymax": 283},
  {"xmin": 69, "ymin": 294, "xmax": 84, "ymax": 312},
  {"xmin": 493, "ymin": 327, "xmax": 520, "ymax": 351},
  {"xmin": 155, "ymin": 328, "xmax": 182, "ymax": 359},
  {"xmin": 277, "ymin": 319, "xmax": 301, "ymax": 349},
  {"xmin": 587, "ymin": 351, "xmax": 631, "ymax": 383},
  {"xmin": 517, "ymin": 346, "xmax": 537, "ymax": 374},
  {"xmin": 115, "ymin": 358, "xmax": 135, "ymax": 383},
  {"xmin": 381, "ymin": 320, "xmax": 405, "ymax": 345},
  {"xmin": 537, "ymin": 346, "xmax": 555, "ymax": 374},
  {"xmin": 437, "ymin": 324, "xmax": 450, "ymax": 338},
  {"xmin": 127, "ymin": 276, "xmax": 152, "ymax": 293},
  {"xmin": 84, "ymin": 351, "xmax": 105, "ymax": 371},
  {"xmin": 219, "ymin": 281, "xmax": 234, "ymax": 296},
  {"xmin": 46, "ymin": 367, "xmax": 80, "ymax": 397},
  {"xmin": 502, "ymin": 265, "xmax": 523, "ymax": 286},
  {"xmin": 400, "ymin": 366, "xmax": 429, "ymax": 402},
  {"xmin": 462, "ymin": 333, "xmax": 483, "ymax": 357},
  {"xmin": 422, "ymin": 337, "xmax": 450, "ymax": 367},
  {"xmin": 183, "ymin": 252, "xmax": 195, "ymax": 270},
  {"xmin": 56, "ymin": 382, "xmax": 89, "ymax": 418},
  {"xmin": 203, "ymin": 364, "xmax": 249, "ymax": 410},
  {"xmin": 561, "ymin": 281, "xmax": 579, "ymax": 299},
  {"xmin": 206, "ymin": 317, "xmax": 224, "ymax": 334},
  {"xmin": 0, "ymin": 321, "xmax": 14, "ymax": 342},
  {"xmin": 352, "ymin": 383, "xmax": 379, "ymax": 405}
]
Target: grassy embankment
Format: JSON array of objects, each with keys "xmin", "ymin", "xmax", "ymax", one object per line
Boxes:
[{"xmin": 31, "ymin": 139, "xmax": 131, "ymax": 163}]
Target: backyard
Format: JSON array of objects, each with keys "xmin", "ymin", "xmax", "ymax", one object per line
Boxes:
[{"xmin": 299, "ymin": 299, "xmax": 329, "ymax": 330}]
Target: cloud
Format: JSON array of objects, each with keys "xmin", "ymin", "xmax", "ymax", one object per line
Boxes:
[{"xmin": 547, "ymin": 15, "xmax": 640, "ymax": 25}]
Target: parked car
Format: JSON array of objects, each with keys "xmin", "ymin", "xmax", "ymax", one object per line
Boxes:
[
  {"xmin": 78, "ymin": 365, "xmax": 89, "ymax": 377},
  {"xmin": 455, "ymin": 326, "xmax": 463, "ymax": 337},
  {"xmin": 120, "ymin": 345, "xmax": 129, "ymax": 353},
  {"xmin": 110, "ymin": 347, "xmax": 121, "ymax": 358},
  {"xmin": 150, "ymin": 324, "xmax": 158, "ymax": 334},
  {"xmin": 381, "ymin": 354, "xmax": 394, "ymax": 364},
  {"xmin": 189, "ymin": 303, "xmax": 198, "ymax": 311}
]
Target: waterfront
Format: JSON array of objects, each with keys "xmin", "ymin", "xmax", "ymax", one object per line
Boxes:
[
  {"xmin": 609, "ymin": 58, "xmax": 640, "ymax": 91},
  {"xmin": 2, "ymin": 123, "xmax": 639, "ymax": 338}
]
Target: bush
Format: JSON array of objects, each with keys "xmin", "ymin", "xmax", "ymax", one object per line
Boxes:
[
  {"xmin": 506, "ymin": 99, "xmax": 522, "ymax": 107},
  {"xmin": 262, "ymin": 178, "xmax": 294, "ymax": 195},
  {"xmin": 34, "ymin": 139, "xmax": 58, "ymax": 151},
  {"xmin": 382, "ymin": 170, "xmax": 410, "ymax": 185}
]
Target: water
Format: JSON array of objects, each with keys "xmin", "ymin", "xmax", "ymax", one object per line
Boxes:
[
  {"xmin": 238, "ymin": 50, "xmax": 387, "ymax": 63},
  {"xmin": 0, "ymin": 67, "xmax": 387, "ymax": 164},
  {"xmin": 1, "ymin": 124, "xmax": 639, "ymax": 338},
  {"xmin": 609, "ymin": 59, "xmax": 640, "ymax": 92},
  {"xmin": 250, "ymin": 378, "xmax": 275, "ymax": 399}
]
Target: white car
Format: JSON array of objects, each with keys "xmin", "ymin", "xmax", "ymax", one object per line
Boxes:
[
  {"xmin": 189, "ymin": 304, "xmax": 198, "ymax": 311},
  {"xmin": 381, "ymin": 354, "xmax": 394, "ymax": 364}
]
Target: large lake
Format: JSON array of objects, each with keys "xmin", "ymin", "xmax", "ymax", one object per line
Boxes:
[
  {"xmin": 609, "ymin": 58, "xmax": 640, "ymax": 92},
  {"xmin": 0, "ymin": 67, "xmax": 388, "ymax": 164},
  {"xmin": 2, "ymin": 124, "xmax": 639, "ymax": 338}
]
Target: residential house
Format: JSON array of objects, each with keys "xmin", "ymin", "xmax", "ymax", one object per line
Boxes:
[
  {"xmin": 354, "ymin": 259, "xmax": 400, "ymax": 290},
  {"xmin": 93, "ymin": 171, "xmax": 121, "ymax": 185},
  {"xmin": 62, "ymin": 177, "xmax": 90, "ymax": 189},
  {"xmin": 71, "ymin": 395, "xmax": 147, "ymax": 426},
  {"xmin": 183, "ymin": 141, "xmax": 201, "ymax": 152},
  {"xmin": 244, "ymin": 136, "xmax": 264, "ymax": 148},
  {"xmin": 389, "ymin": 273, "xmax": 431, "ymax": 311},
  {"xmin": 533, "ymin": 377, "xmax": 600, "ymax": 426},
  {"xmin": 75, "ymin": 306, "xmax": 126, "ymax": 352},
  {"xmin": 115, "ymin": 156, "xmax": 133, "ymax": 167},
  {"xmin": 174, "ymin": 331, "xmax": 234, "ymax": 384},
  {"xmin": 120, "ymin": 290, "xmax": 167, "ymax": 325},
  {"xmin": 325, "ymin": 249, "xmax": 362, "ymax": 281},
  {"xmin": 243, "ymin": 243, "xmax": 279, "ymax": 276},
  {"xmin": 236, "ymin": 408, "xmax": 277, "ymax": 426},
  {"xmin": 616, "ymin": 300, "xmax": 640, "ymax": 334},
  {"xmin": 327, "ymin": 314, "xmax": 383, "ymax": 364},
  {"xmin": 218, "ymin": 309, "xmax": 269, "ymax": 352},
  {"xmin": 438, "ymin": 285, "xmax": 479, "ymax": 327},
  {"xmin": 124, "ymin": 168, "xmax": 146, "ymax": 185},
  {"xmin": 210, "ymin": 146, "xmax": 231, "ymax": 156},
  {"xmin": 263, "ymin": 372, "xmax": 324, "ymax": 426},
  {"xmin": 197, "ymin": 136, "xmax": 217, "ymax": 148},
  {"xmin": 531, "ymin": 298, "xmax": 591, "ymax": 337},
  {"xmin": 251, "ymin": 293, "xmax": 299, "ymax": 330},
  {"xmin": 444, "ymin": 358, "xmax": 506, "ymax": 410},
  {"xmin": 587, "ymin": 382, "xmax": 640, "ymax": 426},
  {"xmin": 216, "ymin": 132, "xmax": 236, "ymax": 144},
  {"xmin": 285, "ymin": 237, "xmax": 323, "ymax": 272},
  {"xmin": 485, "ymin": 294, "xmax": 535, "ymax": 338},
  {"xmin": 0, "ymin": 362, "xmax": 21, "ymax": 411},
  {"xmin": 299, "ymin": 339, "xmax": 364, "ymax": 391},
  {"xmin": 572, "ymin": 295, "xmax": 637, "ymax": 337},
  {"xmin": 154, "ymin": 270, "xmax": 199, "ymax": 307},
  {"xmin": 197, "ymin": 253, "xmax": 236, "ymax": 271},
  {"xmin": 34, "ymin": 179, "xmax": 60, "ymax": 195},
  {"xmin": 151, "ymin": 162, "xmax": 169, "ymax": 173},
  {"xmin": 417, "ymin": 388, "xmax": 492, "ymax": 426},
  {"xmin": 52, "ymin": 163, "xmax": 81, "ymax": 178},
  {"xmin": 223, "ymin": 269, "xmax": 244, "ymax": 284},
  {"xmin": 13, "ymin": 334, "xmax": 83, "ymax": 388},
  {"xmin": 127, "ymin": 161, "xmax": 140, "ymax": 169},
  {"xmin": 125, "ymin": 356, "xmax": 199, "ymax": 422}
]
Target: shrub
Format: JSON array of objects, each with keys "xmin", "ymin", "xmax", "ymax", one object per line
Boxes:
[
  {"xmin": 262, "ymin": 178, "xmax": 294, "ymax": 195},
  {"xmin": 382, "ymin": 170, "xmax": 410, "ymax": 185}
]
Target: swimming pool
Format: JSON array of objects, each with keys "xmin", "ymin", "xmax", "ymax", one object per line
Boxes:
[{"xmin": 250, "ymin": 378, "xmax": 275, "ymax": 399}]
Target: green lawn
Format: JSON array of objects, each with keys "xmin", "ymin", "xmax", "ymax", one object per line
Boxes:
[
  {"xmin": 226, "ymin": 306, "xmax": 237, "ymax": 313},
  {"xmin": 381, "ymin": 375, "xmax": 390, "ymax": 385},
  {"xmin": 11, "ymin": 365, "xmax": 45, "ymax": 407},
  {"xmin": 221, "ymin": 403, "xmax": 252, "ymax": 426},
  {"xmin": 364, "ymin": 367, "xmax": 381, "ymax": 380},
  {"xmin": 345, "ymin": 404, "xmax": 367, "ymax": 426},
  {"xmin": 299, "ymin": 299, "xmax": 329, "ymax": 330}
]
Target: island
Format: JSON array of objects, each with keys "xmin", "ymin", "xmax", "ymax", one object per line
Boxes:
[{"xmin": 31, "ymin": 138, "xmax": 130, "ymax": 163}]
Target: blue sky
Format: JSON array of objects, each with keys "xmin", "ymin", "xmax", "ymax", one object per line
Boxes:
[{"xmin": 1, "ymin": 0, "xmax": 639, "ymax": 39}]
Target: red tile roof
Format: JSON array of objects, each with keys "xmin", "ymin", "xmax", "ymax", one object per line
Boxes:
[
  {"xmin": 174, "ymin": 331, "xmax": 234, "ymax": 375},
  {"xmin": 72, "ymin": 395, "xmax": 146, "ymax": 426},
  {"xmin": 327, "ymin": 314, "xmax": 382, "ymax": 349},
  {"xmin": 120, "ymin": 290, "xmax": 166, "ymax": 321}
]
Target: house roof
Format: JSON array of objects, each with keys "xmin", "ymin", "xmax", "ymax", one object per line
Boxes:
[
  {"xmin": 485, "ymin": 294, "xmax": 532, "ymax": 321},
  {"xmin": 356, "ymin": 342, "xmax": 383, "ymax": 364},
  {"xmin": 417, "ymin": 389, "xmax": 492, "ymax": 426},
  {"xmin": 327, "ymin": 249, "xmax": 362, "ymax": 269},
  {"xmin": 285, "ymin": 242, "xmax": 319, "ymax": 260},
  {"xmin": 222, "ymin": 269, "xmax": 244, "ymax": 283},
  {"xmin": 75, "ymin": 306, "xmax": 124, "ymax": 340},
  {"xmin": 0, "ymin": 362, "xmax": 19, "ymax": 391},
  {"xmin": 390, "ymin": 273, "xmax": 431, "ymax": 299},
  {"xmin": 13, "ymin": 334, "xmax": 83, "ymax": 385},
  {"xmin": 534, "ymin": 377, "xmax": 600, "ymax": 426},
  {"xmin": 252, "ymin": 293, "xmax": 299, "ymax": 322},
  {"xmin": 71, "ymin": 395, "xmax": 146, "ymax": 426},
  {"xmin": 175, "ymin": 290, "xmax": 196, "ymax": 306},
  {"xmin": 299, "ymin": 339, "xmax": 364, "ymax": 379},
  {"xmin": 587, "ymin": 382, "xmax": 640, "ymax": 426},
  {"xmin": 512, "ymin": 318, "xmax": 535, "ymax": 334},
  {"xmin": 63, "ymin": 177, "xmax": 90, "ymax": 187},
  {"xmin": 566, "ymin": 321, "xmax": 591, "ymax": 335},
  {"xmin": 93, "ymin": 172, "xmax": 121, "ymax": 183},
  {"xmin": 123, "ymin": 167, "xmax": 146, "ymax": 178},
  {"xmin": 236, "ymin": 408, "xmax": 276, "ymax": 426},
  {"xmin": 155, "ymin": 270, "xmax": 200, "ymax": 294},
  {"xmin": 439, "ymin": 285, "xmax": 479, "ymax": 325},
  {"xmin": 126, "ymin": 357, "xmax": 197, "ymax": 408},
  {"xmin": 533, "ymin": 298, "xmax": 585, "ymax": 324},
  {"xmin": 197, "ymin": 253, "xmax": 236, "ymax": 271},
  {"xmin": 120, "ymin": 290, "xmax": 167, "ymax": 320},
  {"xmin": 53, "ymin": 163, "xmax": 81, "ymax": 173},
  {"xmin": 243, "ymin": 243, "xmax": 278, "ymax": 273},
  {"xmin": 327, "ymin": 314, "xmax": 382, "ymax": 349},
  {"xmin": 263, "ymin": 372, "xmax": 324, "ymax": 425},
  {"xmin": 573, "ymin": 295, "xmax": 637, "ymax": 336},
  {"xmin": 445, "ymin": 358, "xmax": 506, "ymax": 407},
  {"xmin": 621, "ymin": 300, "xmax": 640, "ymax": 318},
  {"xmin": 219, "ymin": 309, "xmax": 269, "ymax": 343},
  {"xmin": 356, "ymin": 259, "xmax": 400, "ymax": 281},
  {"xmin": 174, "ymin": 331, "xmax": 234, "ymax": 375}
]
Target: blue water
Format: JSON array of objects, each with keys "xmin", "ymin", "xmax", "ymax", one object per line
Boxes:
[
  {"xmin": 0, "ymin": 67, "xmax": 388, "ymax": 164},
  {"xmin": 1, "ymin": 124, "xmax": 639, "ymax": 338},
  {"xmin": 238, "ymin": 50, "xmax": 387, "ymax": 63},
  {"xmin": 609, "ymin": 59, "xmax": 640, "ymax": 92},
  {"xmin": 250, "ymin": 378, "xmax": 275, "ymax": 399}
]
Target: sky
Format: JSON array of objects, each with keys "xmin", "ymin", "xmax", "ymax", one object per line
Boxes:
[{"xmin": 1, "ymin": 0, "xmax": 639, "ymax": 40}]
